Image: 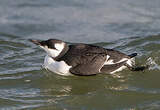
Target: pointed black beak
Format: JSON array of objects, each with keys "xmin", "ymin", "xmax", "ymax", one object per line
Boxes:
[{"xmin": 29, "ymin": 39, "xmax": 41, "ymax": 45}]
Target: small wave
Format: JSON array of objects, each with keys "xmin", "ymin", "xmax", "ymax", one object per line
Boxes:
[{"xmin": 146, "ymin": 57, "xmax": 160, "ymax": 70}]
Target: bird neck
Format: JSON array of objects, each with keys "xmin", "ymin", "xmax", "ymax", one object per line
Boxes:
[{"xmin": 53, "ymin": 43, "xmax": 69, "ymax": 60}]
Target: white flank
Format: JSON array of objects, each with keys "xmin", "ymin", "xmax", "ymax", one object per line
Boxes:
[
  {"xmin": 106, "ymin": 55, "xmax": 110, "ymax": 60},
  {"xmin": 110, "ymin": 66, "xmax": 127, "ymax": 74},
  {"xmin": 104, "ymin": 56, "xmax": 135, "ymax": 74},
  {"xmin": 104, "ymin": 59, "xmax": 114, "ymax": 65},
  {"xmin": 43, "ymin": 55, "xmax": 72, "ymax": 76}
]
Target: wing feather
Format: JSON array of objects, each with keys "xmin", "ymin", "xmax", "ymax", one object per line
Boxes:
[{"xmin": 70, "ymin": 54, "xmax": 106, "ymax": 75}]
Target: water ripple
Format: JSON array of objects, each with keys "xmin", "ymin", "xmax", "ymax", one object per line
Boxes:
[{"xmin": 0, "ymin": 0, "xmax": 160, "ymax": 109}]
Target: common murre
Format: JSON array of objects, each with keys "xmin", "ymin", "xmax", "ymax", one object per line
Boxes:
[{"xmin": 30, "ymin": 39, "xmax": 147, "ymax": 76}]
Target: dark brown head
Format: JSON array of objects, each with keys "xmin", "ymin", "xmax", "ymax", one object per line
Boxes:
[{"xmin": 30, "ymin": 39, "xmax": 66, "ymax": 58}]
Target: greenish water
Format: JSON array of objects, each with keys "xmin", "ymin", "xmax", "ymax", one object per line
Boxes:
[
  {"xmin": 1, "ymin": 35, "xmax": 160, "ymax": 110},
  {"xmin": 1, "ymin": 0, "xmax": 160, "ymax": 110}
]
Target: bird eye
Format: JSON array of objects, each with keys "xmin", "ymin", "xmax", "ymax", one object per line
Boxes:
[{"xmin": 40, "ymin": 41, "xmax": 47, "ymax": 46}]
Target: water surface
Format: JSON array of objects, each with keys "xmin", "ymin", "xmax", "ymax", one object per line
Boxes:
[{"xmin": 1, "ymin": 0, "xmax": 160, "ymax": 110}]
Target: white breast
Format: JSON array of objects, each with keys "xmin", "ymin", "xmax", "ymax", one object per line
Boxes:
[{"xmin": 43, "ymin": 55, "xmax": 72, "ymax": 76}]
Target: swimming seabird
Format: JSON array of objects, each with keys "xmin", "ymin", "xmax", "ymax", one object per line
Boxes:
[{"xmin": 30, "ymin": 39, "xmax": 147, "ymax": 76}]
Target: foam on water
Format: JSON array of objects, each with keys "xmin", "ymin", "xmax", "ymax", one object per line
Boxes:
[{"xmin": 147, "ymin": 57, "xmax": 160, "ymax": 70}]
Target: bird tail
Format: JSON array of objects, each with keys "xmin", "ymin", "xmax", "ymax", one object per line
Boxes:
[
  {"xmin": 128, "ymin": 53, "xmax": 137, "ymax": 58},
  {"xmin": 125, "ymin": 64, "xmax": 149, "ymax": 71},
  {"xmin": 126, "ymin": 53, "xmax": 149, "ymax": 71}
]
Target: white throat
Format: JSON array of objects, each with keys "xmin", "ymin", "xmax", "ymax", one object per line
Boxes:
[{"xmin": 40, "ymin": 43, "xmax": 65, "ymax": 58}]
